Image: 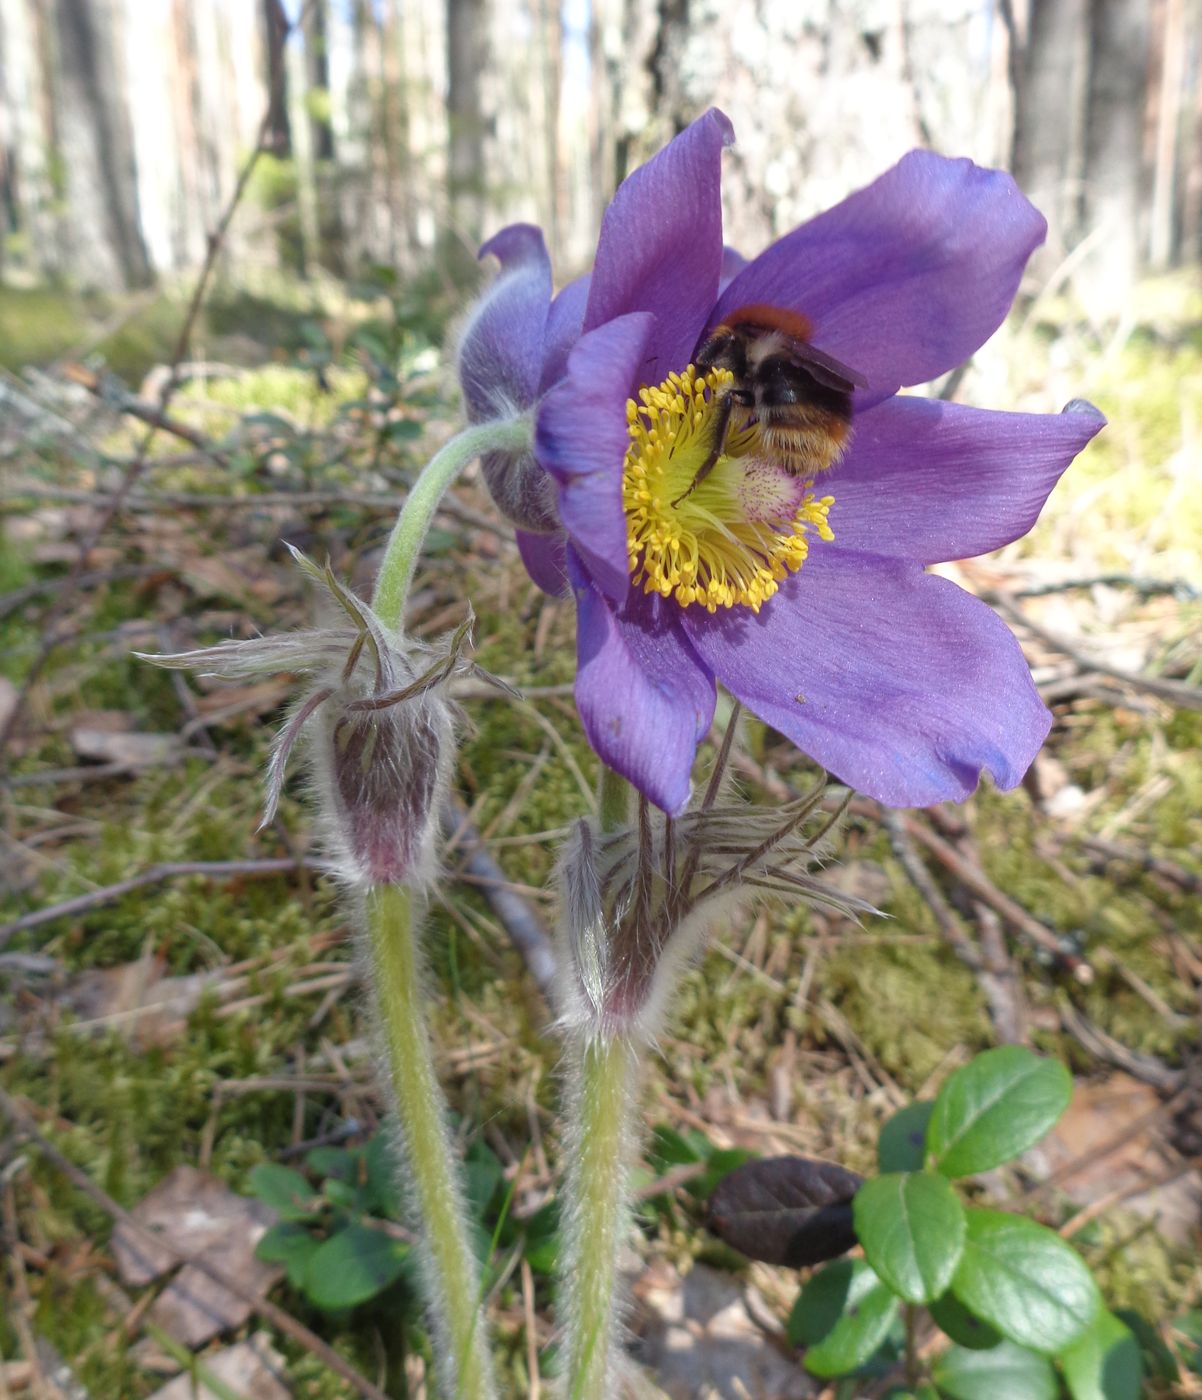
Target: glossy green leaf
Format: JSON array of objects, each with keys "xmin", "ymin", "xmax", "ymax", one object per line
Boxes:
[
  {"xmin": 247, "ymin": 1163, "xmax": 320, "ymax": 1221},
  {"xmin": 878, "ymin": 1101, "xmax": 935, "ymax": 1173},
  {"xmin": 930, "ymin": 1291, "xmax": 1004, "ymax": 1351},
  {"xmin": 303, "ymin": 1223, "xmax": 409, "ymax": 1311},
  {"xmin": 1060, "ymin": 1311, "xmax": 1144, "ymax": 1400},
  {"xmin": 950, "ymin": 1209, "xmax": 1100, "ymax": 1354},
  {"xmin": 255, "ymin": 1221, "xmax": 319, "ymax": 1289},
  {"xmin": 788, "ymin": 1258, "xmax": 899, "ymax": 1378},
  {"xmin": 363, "ymin": 1132, "xmax": 404, "ymax": 1219},
  {"xmin": 932, "ymin": 1341, "xmax": 1057, "ymax": 1400},
  {"xmin": 853, "ymin": 1171, "xmax": 965, "ymax": 1303},
  {"xmin": 464, "ymin": 1138, "xmax": 504, "ymax": 1218},
  {"xmin": 305, "ymin": 1146, "xmax": 356, "ymax": 1180},
  {"xmin": 928, "ymin": 1047, "xmax": 1072, "ymax": 1178}
]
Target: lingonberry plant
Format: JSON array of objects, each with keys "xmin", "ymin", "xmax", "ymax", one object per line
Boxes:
[
  {"xmin": 145, "ymin": 109, "xmax": 1108, "ymax": 1397},
  {"xmin": 709, "ymin": 1046, "xmax": 1143, "ymax": 1398}
]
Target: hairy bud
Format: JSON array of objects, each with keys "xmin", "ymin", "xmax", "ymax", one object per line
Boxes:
[
  {"xmin": 140, "ymin": 548, "xmax": 500, "ymax": 891},
  {"xmin": 456, "ymin": 224, "xmax": 560, "ymax": 534},
  {"xmin": 555, "ymin": 782, "xmax": 872, "ymax": 1042}
]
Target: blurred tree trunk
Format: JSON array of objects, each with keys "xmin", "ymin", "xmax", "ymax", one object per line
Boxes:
[
  {"xmin": 1011, "ymin": 0, "xmax": 1089, "ymax": 283},
  {"xmin": 304, "ymin": 0, "xmax": 335, "ymax": 162},
  {"xmin": 1080, "ymin": 0, "xmax": 1150, "ymax": 310},
  {"xmin": 446, "ymin": 0, "xmax": 487, "ymax": 245},
  {"xmin": 51, "ymin": 0, "xmax": 152, "ymax": 288},
  {"xmin": 262, "ymin": 0, "xmax": 291, "ymax": 155}
]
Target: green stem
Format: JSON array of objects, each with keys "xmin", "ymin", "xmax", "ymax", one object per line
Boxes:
[
  {"xmin": 563, "ymin": 1033, "xmax": 639, "ymax": 1400},
  {"xmin": 372, "ymin": 417, "xmax": 532, "ymax": 631},
  {"xmin": 366, "ymin": 884, "xmax": 496, "ymax": 1400}
]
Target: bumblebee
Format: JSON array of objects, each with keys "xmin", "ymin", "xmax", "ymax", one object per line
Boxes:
[{"xmin": 674, "ymin": 304, "xmax": 866, "ymax": 504}]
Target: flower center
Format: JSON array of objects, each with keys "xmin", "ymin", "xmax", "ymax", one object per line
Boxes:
[{"xmin": 621, "ymin": 365, "xmax": 835, "ymax": 613}]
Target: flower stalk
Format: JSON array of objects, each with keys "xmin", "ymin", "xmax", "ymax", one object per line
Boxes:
[
  {"xmin": 373, "ymin": 416, "xmax": 533, "ymax": 631},
  {"xmin": 366, "ymin": 884, "xmax": 496, "ymax": 1400},
  {"xmin": 562, "ymin": 1032, "xmax": 640, "ymax": 1400}
]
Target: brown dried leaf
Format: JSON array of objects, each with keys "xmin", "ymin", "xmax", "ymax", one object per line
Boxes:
[
  {"xmin": 112, "ymin": 1165, "xmax": 279, "ymax": 1348},
  {"xmin": 146, "ymin": 1334, "xmax": 291, "ymax": 1400},
  {"xmin": 707, "ymin": 1156, "xmax": 862, "ymax": 1268}
]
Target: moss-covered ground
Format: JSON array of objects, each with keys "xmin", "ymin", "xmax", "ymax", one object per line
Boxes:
[{"xmin": 1, "ymin": 275, "xmax": 1199, "ymax": 1397}]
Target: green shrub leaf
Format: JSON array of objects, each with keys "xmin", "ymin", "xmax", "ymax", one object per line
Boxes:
[
  {"xmin": 950, "ymin": 1209, "xmax": 1100, "ymax": 1354},
  {"xmin": 303, "ymin": 1223, "xmax": 409, "ymax": 1311},
  {"xmin": 787, "ymin": 1258, "xmax": 899, "ymax": 1378},
  {"xmin": 878, "ymin": 1100, "xmax": 935, "ymax": 1173},
  {"xmin": 247, "ymin": 1163, "xmax": 320, "ymax": 1221},
  {"xmin": 1060, "ymin": 1311, "xmax": 1144, "ymax": 1400},
  {"xmin": 929, "ymin": 1291, "xmax": 1004, "ymax": 1350},
  {"xmin": 255, "ymin": 1221, "xmax": 319, "ymax": 1289},
  {"xmin": 927, "ymin": 1047, "xmax": 1072, "ymax": 1178},
  {"xmin": 852, "ymin": 1171, "xmax": 965, "ymax": 1303},
  {"xmin": 932, "ymin": 1340, "xmax": 1058, "ymax": 1400}
]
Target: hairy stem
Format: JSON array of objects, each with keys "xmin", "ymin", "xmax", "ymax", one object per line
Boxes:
[
  {"xmin": 372, "ymin": 416, "xmax": 532, "ymax": 632},
  {"xmin": 366, "ymin": 884, "xmax": 496, "ymax": 1400},
  {"xmin": 562, "ymin": 1033, "xmax": 639, "ymax": 1400}
]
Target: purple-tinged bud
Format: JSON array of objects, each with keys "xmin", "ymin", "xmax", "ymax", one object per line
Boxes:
[
  {"xmin": 140, "ymin": 548, "xmax": 496, "ymax": 892},
  {"xmin": 555, "ymin": 783, "xmax": 872, "ymax": 1043},
  {"xmin": 456, "ymin": 225, "xmax": 560, "ymax": 534}
]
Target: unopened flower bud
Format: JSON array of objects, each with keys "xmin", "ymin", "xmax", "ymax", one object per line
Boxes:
[
  {"xmin": 456, "ymin": 225, "xmax": 560, "ymax": 534},
  {"xmin": 140, "ymin": 547, "xmax": 494, "ymax": 892},
  {"xmin": 555, "ymin": 782, "xmax": 871, "ymax": 1042}
]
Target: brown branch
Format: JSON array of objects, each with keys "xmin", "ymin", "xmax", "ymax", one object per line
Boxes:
[
  {"xmin": 441, "ymin": 802, "xmax": 557, "ymax": 1002},
  {"xmin": 991, "ymin": 590, "xmax": 1202, "ymax": 712},
  {"xmin": 0, "ymin": 1088, "xmax": 391, "ymax": 1400},
  {"xmin": 0, "ymin": 858, "xmax": 320, "ymax": 948}
]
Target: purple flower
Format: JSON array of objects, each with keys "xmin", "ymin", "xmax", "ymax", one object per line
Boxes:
[{"xmin": 460, "ymin": 111, "xmax": 1104, "ymax": 816}]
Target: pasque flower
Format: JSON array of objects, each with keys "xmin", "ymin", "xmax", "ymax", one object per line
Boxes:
[{"xmin": 459, "ymin": 110, "xmax": 1104, "ymax": 816}]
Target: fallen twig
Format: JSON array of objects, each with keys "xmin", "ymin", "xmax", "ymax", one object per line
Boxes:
[
  {"xmin": 992, "ymin": 591, "xmax": 1202, "ymax": 712},
  {"xmin": 441, "ymin": 802, "xmax": 557, "ymax": 1002},
  {"xmin": 0, "ymin": 857, "xmax": 320, "ymax": 948}
]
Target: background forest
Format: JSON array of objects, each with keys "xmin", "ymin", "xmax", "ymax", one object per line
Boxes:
[{"xmin": 1, "ymin": 1, "xmax": 1201, "ymax": 1398}]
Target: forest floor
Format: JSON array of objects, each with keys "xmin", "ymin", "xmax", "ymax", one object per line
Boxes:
[{"xmin": 1, "ymin": 270, "xmax": 1200, "ymax": 1399}]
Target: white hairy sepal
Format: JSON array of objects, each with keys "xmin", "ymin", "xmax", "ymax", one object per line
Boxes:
[{"xmin": 553, "ymin": 787, "xmax": 869, "ymax": 1044}]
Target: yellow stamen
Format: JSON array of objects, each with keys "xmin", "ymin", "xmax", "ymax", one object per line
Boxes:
[{"xmin": 621, "ymin": 365, "xmax": 835, "ymax": 613}]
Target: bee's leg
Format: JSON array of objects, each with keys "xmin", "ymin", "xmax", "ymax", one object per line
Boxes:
[{"xmin": 670, "ymin": 391, "xmax": 735, "ymax": 508}]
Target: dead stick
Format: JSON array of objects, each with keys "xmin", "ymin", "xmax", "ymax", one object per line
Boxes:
[
  {"xmin": 889, "ymin": 811, "xmax": 1093, "ymax": 983},
  {"xmin": 0, "ymin": 858, "xmax": 320, "ymax": 947},
  {"xmin": 0, "ymin": 1087, "xmax": 391, "ymax": 1400},
  {"xmin": 441, "ymin": 802, "xmax": 557, "ymax": 1001}
]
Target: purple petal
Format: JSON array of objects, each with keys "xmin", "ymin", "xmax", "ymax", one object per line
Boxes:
[
  {"xmin": 536, "ymin": 311, "xmax": 654, "ymax": 603},
  {"xmin": 539, "ymin": 273, "xmax": 590, "ymax": 393},
  {"xmin": 570, "ymin": 548, "xmax": 715, "ymax": 816},
  {"xmin": 458, "ymin": 224, "xmax": 552, "ymax": 420},
  {"xmin": 829, "ymin": 396, "xmax": 1105, "ymax": 563},
  {"xmin": 682, "ymin": 551, "xmax": 1050, "ymax": 807},
  {"xmin": 585, "ymin": 108, "xmax": 733, "ymax": 384},
  {"xmin": 517, "ymin": 528, "xmax": 568, "ymax": 596},
  {"xmin": 713, "ymin": 152, "xmax": 1046, "ymax": 401}
]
